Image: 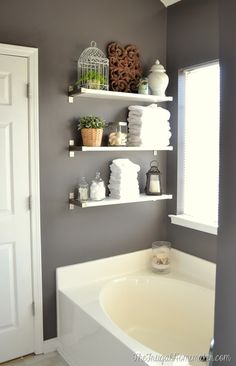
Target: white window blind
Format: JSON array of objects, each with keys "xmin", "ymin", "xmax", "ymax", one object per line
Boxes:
[{"xmin": 181, "ymin": 63, "xmax": 220, "ymax": 226}]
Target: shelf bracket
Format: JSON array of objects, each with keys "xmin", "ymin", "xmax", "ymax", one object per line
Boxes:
[
  {"xmin": 69, "ymin": 192, "xmax": 75, "ymax": 210},
  {"xmin": 153, "ymin": 150, "xmax": 157, "ymax": 156},
  {"xmin": 68, "ymin": 85, "xmax": 74, "ymax": 103},
  {"xmin": 69, "ymin": 139, "xmax": 75, "ymax": 158}
]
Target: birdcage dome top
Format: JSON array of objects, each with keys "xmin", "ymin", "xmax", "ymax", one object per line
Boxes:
[{"xmin": 78, "ymin": 41, "xmax": 109, "ymax": 65}]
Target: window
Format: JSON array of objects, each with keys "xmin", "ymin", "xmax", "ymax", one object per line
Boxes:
[{"xmin": 170, "ymin": 62, "xmax": 220, "ymax": 235}]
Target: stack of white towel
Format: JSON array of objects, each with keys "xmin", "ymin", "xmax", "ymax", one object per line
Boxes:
[
  {"xmin": 127, "ymin": 104, "xmax": 172, "ymax": 147},
  {"xmin": 108, "ymin": 159, "xmax": 140, "ymax": 199}
]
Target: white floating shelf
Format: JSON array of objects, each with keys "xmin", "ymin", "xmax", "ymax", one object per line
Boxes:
[
  {"xmin": 68, "ymin": 140, "xmax": 173, "ymax": 157},
  {"xmin": 68, "ymin": 87, "xmax": 173, "ymax": 103},
  {"xmin": 69, "ymin": 193, "xmax": 173, "ymax": 209},
  {"xmin": 78, "ymin": 146, "xmax": 173, "ymax": 152}
]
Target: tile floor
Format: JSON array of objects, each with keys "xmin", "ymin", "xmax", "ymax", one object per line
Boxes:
[{"xmin": 2, "ymin": 352, "xmax": 68, "ymax": 366}]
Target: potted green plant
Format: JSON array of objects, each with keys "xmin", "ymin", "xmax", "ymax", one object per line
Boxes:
[
  {"xmin": 78, "ymin": 116, "xmax": 106, "ymax": 147},
  {"xmin": 76, "ymin": 70, "xmax": 106, "ymax": 90}
]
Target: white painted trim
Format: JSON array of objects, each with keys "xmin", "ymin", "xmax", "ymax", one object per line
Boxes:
[
  {"xmin": 169, "ymin": 214, "xmax": 218, "ymax": 235},
  {"xmin": 43, "ymin": 338, "xmax": 59, "ymax": 354},
  {"xmin": 58, "ymin": 344, "xmax": 79, "ymax": 366},
  {"xmin": 0, "ymin": 44, "xmax": 43, "ymax": 354}
]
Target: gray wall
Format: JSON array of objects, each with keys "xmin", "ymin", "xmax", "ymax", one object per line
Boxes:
[
  {"xmin": 0, "ymin": 0, "xmax": 167, "ymax": 339},
  {"xmin": 166, "ymin": 0, "xmax": 219, "ymax": 262},
  {"xmin": 214, "ymin": 0, "xmax": 236, "ymax": 363}
]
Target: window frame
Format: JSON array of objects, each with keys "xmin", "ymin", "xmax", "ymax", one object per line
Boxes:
[{"xmin": 170, "ymin": 60, "xmax": 220, "ymax": 236}]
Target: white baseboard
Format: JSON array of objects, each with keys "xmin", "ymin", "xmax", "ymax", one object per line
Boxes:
[
  {"xmin": 43, "ymin": 337, "xmax": 59, "ymax": 353},
  {"xmin": 57, "ymin": 344, "xmax": 82, "ymax": 366}
]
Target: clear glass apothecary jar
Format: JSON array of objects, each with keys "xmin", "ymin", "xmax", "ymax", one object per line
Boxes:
[
  {"xmin": 151, "ymin": 241, "xmax": 171, "ymax": 274},
  {"xmin": 108, "ymin": 122, "xmax": 127, "ymax": 146},
  {"xmin": 78, "ymin": 177, "xmax": 89, "ymax": 202},
  {"xmin": 90, "ymin": 172, "xmax": 106, "ymax": 201}
]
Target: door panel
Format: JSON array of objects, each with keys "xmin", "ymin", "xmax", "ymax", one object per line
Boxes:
[
  {"xmin": 0, "ymin": 71, "xmax": 11, "ymax": 104},
  {"xmin": 0, "ymin": 242, "xmax": 17, "ymax": 330},
  {"xmin": 0, "ymin": 122, "xmax": 13, "ymax": 214},
  {"xmin": 0, "ymin": 54, "xmax": 34, "ymax": 362}
]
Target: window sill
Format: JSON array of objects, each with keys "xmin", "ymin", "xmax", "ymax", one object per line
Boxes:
[{"xmin": 169, "ymin": 214, "xmax": 218, "ymax": 235}]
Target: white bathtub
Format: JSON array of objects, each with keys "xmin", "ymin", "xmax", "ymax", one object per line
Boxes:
[{"xmin": 57, "ymin": 249, "xmax": 215, "ymax": 366}]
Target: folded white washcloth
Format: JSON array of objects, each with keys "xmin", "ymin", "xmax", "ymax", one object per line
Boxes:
[
  {"xmin": 128, "ymin": 130, "xmax": 172, "ymax": 140},
  {"xmin": 128, "ymin": 112, "xmax": 170, "ymax": 122},
  {"xmin": 110, "ymin": 169, "xmax": 140, "ymax": 178},
  {"xmin": 111, "ymin": 158, "xmax": 140, "ymax": 169},
  {"xmin": 128, "ymin": 136, "xmax": 142, "ymax": 142},
  {"xmin": 127, "ymin": 142, "xmax": 142, "ymax": 147},
  {"xmin": 108, "ymin": 183, "xmax": 139, "ymax": 191},
  {"xmin": 128, "ymin": 119, "xmax": 170, "ymax": 129},
  {"xmin": 110, "ymin": 161, "xmax": 140, "ymax": 174},
  {"xmin": 109, "ymin": 175, "xmax": 139, "ymax": 182},
  {"xmin": 128, "ymin": 104, "xmax": 157, "ymax": 113},
  {"xmin": 128, "ymin": 105, "xmax": 171, "ymax": 120},
  {"xmin": 127, "ymin": 116, "xmax": 170, "ymax": 128},
  {"xmin": 128, "ymin": 136, "xmax": 171, "ymax": 147},
  {"xmin": 127, "ymin": 116, "xmax": 155, "ymax": 125},
  {"xmin": 129, "ymin": 124, "xmax": 166, "ymax": 134},
  {"xmin": 109, "ymin": 177, "xmax": 139, "ymax": 185}
]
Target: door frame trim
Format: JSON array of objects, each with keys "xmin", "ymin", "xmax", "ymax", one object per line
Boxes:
[{"xmin": 0, "ymin": 43, "xmax": 43, "ymax": 354}]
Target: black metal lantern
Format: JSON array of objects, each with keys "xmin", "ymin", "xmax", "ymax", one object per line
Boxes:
[{"xmin": 145, "ymin": 160, "xmax": 162, "ymax": 195}]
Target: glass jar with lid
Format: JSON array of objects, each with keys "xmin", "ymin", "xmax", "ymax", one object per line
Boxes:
[
  {"xmin": 90, "ymin": 172, "xmax": 106, "ymax": 201},
  {"xmin": 108, "ymin": 122, "xmax": 127, "ymax": 146},
  {"xmin": 78, "ymin": 177, "xmax": 89, "ymax": 202},
  {"xmin": 151, "ymin": 241, "xmax": 171, "ymax": 274}
]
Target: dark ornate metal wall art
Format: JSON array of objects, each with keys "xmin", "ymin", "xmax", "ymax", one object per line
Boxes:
[{"xmin": 107, "ymin": 42, "xmax": 142, "ymax": 93}]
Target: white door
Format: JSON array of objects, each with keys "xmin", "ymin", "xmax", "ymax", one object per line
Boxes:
[{"xmin": 0, "ymin": 54, "xmax": 34, "ymax": 362}]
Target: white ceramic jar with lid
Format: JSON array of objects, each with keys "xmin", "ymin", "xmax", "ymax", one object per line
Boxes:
[{"xmin": 148, "ymin": 60, "xmax": 169, "ymax": 96}]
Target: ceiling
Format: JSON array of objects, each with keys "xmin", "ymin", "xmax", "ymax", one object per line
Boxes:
[{"xmin": 160, "ymin": 0, "xmax": 182, "ymax": 7}]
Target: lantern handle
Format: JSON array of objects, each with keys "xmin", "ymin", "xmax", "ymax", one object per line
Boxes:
[
  {"xmin": 150, "ymin": 160, "xmax": 158, "ymax": 168},
  {"xmin": 90, "ymin": 41, "xmax": 97, "ymax": 47}
]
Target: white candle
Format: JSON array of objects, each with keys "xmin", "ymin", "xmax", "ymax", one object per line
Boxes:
[{"xmin": 149, "ymin": 177, "xmax": 160, "ymax": 193}]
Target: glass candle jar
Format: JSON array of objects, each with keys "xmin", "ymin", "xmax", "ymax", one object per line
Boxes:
[
  {"xmin": 151, "ymin": 241, "xmax": 171, "ymax": 274},
  {"xmin": 108, "ymin": 122, "xmax": 127, "ymax": 146}
]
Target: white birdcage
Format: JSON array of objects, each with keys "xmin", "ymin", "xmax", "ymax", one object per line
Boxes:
[{"xmin": 77, "ymin": 41, "xmax": 109, "ymax": 91}]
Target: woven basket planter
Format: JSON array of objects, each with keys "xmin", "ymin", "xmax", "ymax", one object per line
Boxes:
[{"xmin": 81, "ymin": 128, "xmax": 103, "ymax": 147}]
